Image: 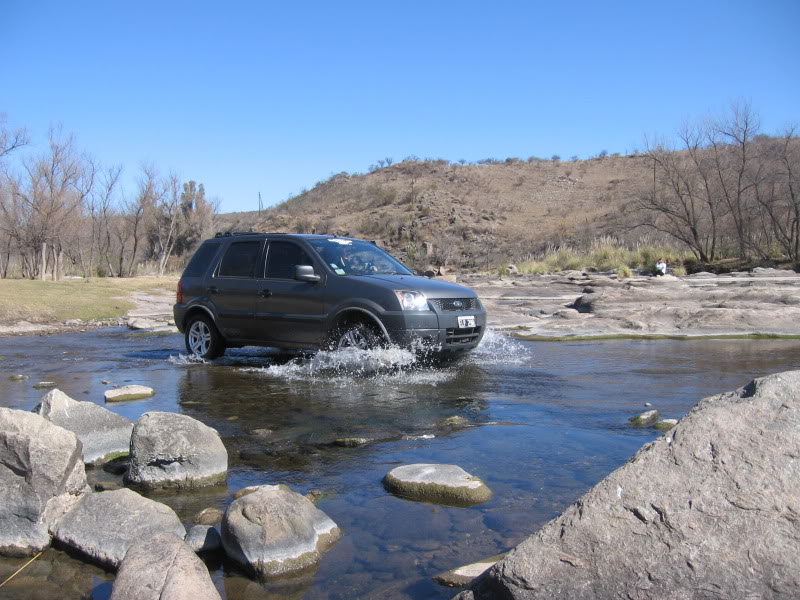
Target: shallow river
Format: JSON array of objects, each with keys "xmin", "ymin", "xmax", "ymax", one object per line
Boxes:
[{"xmin": 1, "ymin": 328, "xmax": 799, "ymax": 599}]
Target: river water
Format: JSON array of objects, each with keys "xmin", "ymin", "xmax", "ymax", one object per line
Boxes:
[{"xmin": 1, "ymin": 328, "xmax": 799, "ymax": 599}]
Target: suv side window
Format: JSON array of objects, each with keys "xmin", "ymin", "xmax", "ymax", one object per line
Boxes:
[
  {"xmin": 182, "ymin": 242, "xmax": 220, "ymax": 277},
  {"xmin": 218, "ymin": 241, "xmax": 262, "ymax": 278},
  {"xmin": 265, "ymin": 241, "xmax": 312, "ymax": 280}
]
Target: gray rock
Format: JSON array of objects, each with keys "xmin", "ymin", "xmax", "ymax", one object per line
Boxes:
[
  {"xmin": 221, "ymin": 484, "xmax": 341, "ymax": 578},
  {"xmin": 104, "ymin": 385, "xmax": 155, "ymax": 402},
  {"xmin": 127, "ymin": 412, "xmax": 228, "ymax": 489},
  {"xmin": 436, "ymin": 415, "xmax": 470, "ymax": 428},
  {"xmin": 110, "ymin": 533, "xmax": 221, "ymax": 600},
  {"xmin": 333, "ymin": 437, "xmax": 372, "ymax": 447},
  {"xmin": 33, "ymin": 388, "xmax": 133, "ymax": 464},
  {"xmin": 459, "ymin": 370, "xmax": 800, "ymax": 600},
  {"xmin": 32, "ymin": 381, "xmax": 57, "ymax": 389},
  {"xmin": 185, "ymin": 525, "xmax": 222, "ymax": 554},
  {"xmin": 435, "ymin": 553, "xmax": 506, "ymax": 587},
  {"xmin": 654, "ymin": 418, "xmax": 678, "ymax": 430},
  {"xmin": 629, "ymin": 409, "xmax": 659, "ymax": 425},
  {"xmin": 0, "ymin": 408, "xmax": 90, "ymax": 556},
  {"xmin": 53, "ymin": 488, "xmax": 185, "ymax": 569},
  {"xmin": 383, "ymin": 464, "xmax": 492, "ymax": 506},
  {"xmin": 8, "ymin": 374, "xmax": 28, "ymax": 381},
  {"xmin": 127, "ymin": 317, "xmax": 158, "ymax": 330}
]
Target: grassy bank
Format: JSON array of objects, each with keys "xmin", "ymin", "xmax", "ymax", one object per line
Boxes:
[{"xmin": 0, "ymin": 277, "xmax": 177, "ymax": 324}]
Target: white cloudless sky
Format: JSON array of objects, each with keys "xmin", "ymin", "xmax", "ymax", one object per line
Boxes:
[{"xmin": 1, "ymin": 0, "xmax": 798, "ymax": 212}]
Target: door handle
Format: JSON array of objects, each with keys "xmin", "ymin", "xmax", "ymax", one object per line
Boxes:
[
  {"xmin": 258, "ymin": 289, "xmax": 272, "ymax": 298},
  {"xmin": 207, "ymin": 286, "xmax": 218, "ymax": 294}
]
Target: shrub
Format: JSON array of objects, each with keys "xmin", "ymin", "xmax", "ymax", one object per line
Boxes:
[{"xmin": 616, "ymin": 265, "xmax": 632, "ymax": 278}]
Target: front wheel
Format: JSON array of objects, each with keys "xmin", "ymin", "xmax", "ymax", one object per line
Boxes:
[
  {"xmin": 328, "ymin": 322, "xmax": 382, "ymax": 351},
  {"xmin": 185, "ymin": 315, "xmax": 226, "ymax": 359}
]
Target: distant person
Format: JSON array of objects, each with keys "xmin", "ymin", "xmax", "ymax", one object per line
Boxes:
[{"xmin": 655, "ymin": 258, "xmax": 668, "ymax": 276}]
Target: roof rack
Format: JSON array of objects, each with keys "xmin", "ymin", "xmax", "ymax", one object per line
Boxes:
[{"xmin": 213, "ymin": 230, "xmax": 289, "ymax": 238}]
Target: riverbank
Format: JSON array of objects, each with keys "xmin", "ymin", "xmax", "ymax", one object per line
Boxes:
[{"xmin": 0, "ymin": 277, "xmax": 177, "ymax": 336}]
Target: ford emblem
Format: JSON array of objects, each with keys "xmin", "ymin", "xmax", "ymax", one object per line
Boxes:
[{"xmin": 453, "ymin": 300, "xmax": 463, "ymax": 308}]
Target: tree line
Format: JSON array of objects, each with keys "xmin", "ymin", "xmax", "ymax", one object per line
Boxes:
[
  {"xmin": 633, "ymin": 103, "xmax": 799, "ymax": 264},
  {"xmin": 0, "ymin": 119, "xmax": 218, "ymax": 279}
]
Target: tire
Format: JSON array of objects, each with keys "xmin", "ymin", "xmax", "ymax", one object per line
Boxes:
[
  {"xmin": 185, "ymin": 314, "xmax": 226, "ymax": 359},
  {"xmin": 328, "ymin": 322, "xmax": 382, "ymax": 351}
]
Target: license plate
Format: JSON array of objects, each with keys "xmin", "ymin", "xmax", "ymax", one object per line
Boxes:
[{"xmin": 458, "ymin": 316, "xmax": 476, "ymax": 328}]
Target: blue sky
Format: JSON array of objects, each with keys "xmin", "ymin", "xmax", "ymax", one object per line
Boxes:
[{"xmin": 1, "ymin": 1, "xmax": 798, "ymax": 213}]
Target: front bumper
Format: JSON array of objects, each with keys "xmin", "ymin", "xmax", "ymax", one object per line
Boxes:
[{"xmin": 388, "ymin": 326, "xmax": 485, "ymax": 352}]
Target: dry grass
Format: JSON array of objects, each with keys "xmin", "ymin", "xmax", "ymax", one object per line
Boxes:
[{"xmin": 0, "ymin": 277, "xmax": 177, "ymax": 324}]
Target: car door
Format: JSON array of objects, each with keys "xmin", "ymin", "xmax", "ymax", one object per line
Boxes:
[
  {"xmin": 208, "ymin": 239, "xmax": 265, "ymax": 340},
  {"xmin": 254, "ymin": 240, "xmax": 326, "ymax": 346}
]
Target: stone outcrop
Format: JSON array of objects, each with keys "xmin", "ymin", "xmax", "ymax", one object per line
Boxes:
[
  {"xmin": 110, "ymin": 533, "xmax": 221, "ymax": 600},
  {"xmin": 221, "ymin": 485, "xmax": 341, "ymax": 578},
  {"xmin": 126, "ymin": 412, "xmax": 228, "ymax": 489},
  {"xmin": 0, "ymin": 408, "xmax": 89, "ymax": 556},
  {"xmin": 53, "ymin": 488, "xmax": 185, "ymax": 569},
  {"xmin": 456, "ymin": 370, "xmax": 800, "ymax": 600},
  {"xmin": 384, "ymin": 464, "xmax": 492, "ymax": 506},
  {"xmin": 33, "ymin": 388, "xmax": 133, "ymax": 464}
]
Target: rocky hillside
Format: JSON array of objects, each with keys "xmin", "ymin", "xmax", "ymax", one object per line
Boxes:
[{"xmin": 220, "ymin": 155, "xmax": 656, "ymax": 270}]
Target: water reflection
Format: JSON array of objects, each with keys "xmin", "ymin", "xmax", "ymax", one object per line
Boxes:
[{"xmin": 0, "ymin": 328, "xmax": 799, "ymax": 599}]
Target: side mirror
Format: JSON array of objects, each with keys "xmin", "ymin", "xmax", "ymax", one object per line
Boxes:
[{"xmin": 295, "ymin": 265, "xmax": 321, "ymax": 283}]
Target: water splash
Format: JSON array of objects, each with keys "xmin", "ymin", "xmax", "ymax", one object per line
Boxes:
[
  {"xmin": 167, "ymin": 353, "xmax": 208, "ymax": 365},
  {"xmin": 466, "ymin": 328, "xmax": 532, "ymax": 366}
]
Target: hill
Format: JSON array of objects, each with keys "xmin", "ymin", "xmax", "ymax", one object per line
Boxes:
[{"xmin": 219, "ymin": 155, "xmax": 658, "ymax": 270}]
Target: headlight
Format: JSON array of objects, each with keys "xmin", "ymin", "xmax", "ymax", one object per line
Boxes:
[{"xmin": 394, "ymin": 290, "xmax": 429, "ymax": 311}]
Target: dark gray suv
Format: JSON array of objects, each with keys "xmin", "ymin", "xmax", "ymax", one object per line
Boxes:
[{"xmin": 173, "ymin": 232, "xmax": 486, "ymax": 359}]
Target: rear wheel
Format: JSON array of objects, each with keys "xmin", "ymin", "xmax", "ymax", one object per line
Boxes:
[
  {"xmin": 328, "ymin": 322, "xmax": 382, "ymax": 351},
  {"xmin": 185, "ymin": 314, "xmax": 226, "ymax": 359}
]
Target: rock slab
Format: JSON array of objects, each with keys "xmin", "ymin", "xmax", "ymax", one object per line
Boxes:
[
  {"xmin": 457, "ymin": 370, "xmax": 800, "ymax": 600},
  {"xmin": 104, "ymin": 385, "xmax": 155, "ymax": 402},
  {"xmin": 53, "ymin": 488, "xmax": 186, "ymax": 569},
  {"xmin": 221, "ymin": 485, "xmax": 341, "ymax": 578},
  {"xmin": 33, "ymin": 388, "xmax": 133, "ymax": 464},
  {"xmin": 110, "ymin": 533, "xmax": 221, "ymax": 600},
  {"xmin": 384, "ymin": 464, "xmax": 492, "ymax": 506},
  {"xmin": 127, "ymin": 412, "xmax": 228, "ymax": 489},
  {"xmin": 0, "ymin": 408, "xmax": 89, "ymax": 556}
]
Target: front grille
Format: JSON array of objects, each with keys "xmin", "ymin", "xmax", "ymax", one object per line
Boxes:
[
  {"xmin": 432, "ymin": 298, "xmax": 478, "ymax": 311},
  {"xmin": 446, "ymin": 326, "xmax": 482, "ymax": 345}
]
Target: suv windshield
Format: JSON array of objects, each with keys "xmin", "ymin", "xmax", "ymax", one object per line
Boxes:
[{"xmin": 308, "ymin": 238, "xmax": 413, "ymax": 276}]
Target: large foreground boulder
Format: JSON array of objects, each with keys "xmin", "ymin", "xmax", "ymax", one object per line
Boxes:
[
  {"xmin": 33, "ymin": 389, "xmax": 133, "ymax": 464},
  {"xmin": 457, "ymin": 370, "xmax": 800, "ymax": 600},
  {"xmin": 127, "ymin": 412, "xmax": 228, "ymax": 489},
  {"xmin": 53, "ymin": 488, "xmax": 186, "ymax": 569},
  {"xmin": 0, "ymin": 408, "xmax": 89, "ymax": 556},
  {"xmin": 221, "ymin": 485, "xmax": 341, "ymax": 578},
  {"xmin": 110, "ymin": 533, "xmax": 221, "ymax": 600}
]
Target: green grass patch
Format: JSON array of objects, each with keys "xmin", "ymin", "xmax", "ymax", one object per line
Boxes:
[
  {"xmin": 0, "ymin": 277, "xmax": 177, "ymax": 325},
  {"xmin": 515, "ymin": 333, "xmax": 800, "ymax": 342}
]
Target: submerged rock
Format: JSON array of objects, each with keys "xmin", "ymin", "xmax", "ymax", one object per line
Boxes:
[
  {"xmin": 33, "ymin": 388, "xmax": 133, "ymax": 464},
  {"xmin": 104, "ymin": 385, "xmax": 155, "ymax": 402},
  {"xmin": 0, "ymin": 408, "xmax": 90, "ymax": 556},
  {"xmin": 654, "ymin": 418, "xmax": 678, "ymax": 430},
  {"xmin": 434, "ymin": 553, "xmax": 507, "ymax": 587},
  {"xmin": 8, "ymin": 374, "xmax": 28, "ymax": 381},
  {"xmin": 457, "ymin": 370, "xmax": 800, "ymax": 600},
  {"xmin": 383, "ymin": 464, "xmax": 492, "ymax": 506},
  {"xmin": 221, "ymin": 485, "xmax": 341, "ymax": 578},
  {"xmin": 629, "ymin": 409, "xmax": 659, "ymax": 425},
  {"xmin": 185, "ymin": 525, "xmax": 222, "ymax": 554},
  {"xmin": 436, "ymin": 415, "xmax": 469, "ymax": 428},
  {"xmin": 127, "ymin": 412, "xmax": 228, "ymax": 489},
  {"xmin": 53, "ymin": 488, "xmax": 185, "ymax": 569},
  {"xmin": 193, "ymin": 507, "xmax": 224, "ymax": 526},
  {"xmin": 110, "ymin": 533, "xmax": 220, "ymax": 600}
]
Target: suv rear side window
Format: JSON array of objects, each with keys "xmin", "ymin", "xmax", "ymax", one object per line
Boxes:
[
  {"xmin": 218, "ymin": 241, "xmax": 262, "ymax": 278},
  {"xmin": 182, "ymin": 243, "xmax": 219, "ymax": 277},
  {"xmin": 265, "ymin": 241, "xmax": 312, "ymax": 279}
]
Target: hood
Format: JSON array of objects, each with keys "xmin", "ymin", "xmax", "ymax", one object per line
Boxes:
[{"xmin": 355, "ymin": 274, "xmax": 477, "ymax": 298}]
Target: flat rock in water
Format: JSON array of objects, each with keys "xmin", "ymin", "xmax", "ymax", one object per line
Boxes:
[
  {"xmin": 221, "ymin": 485, "xmax": 341, "ymax": 578},
  {"xmin": 434, "ymin": 553, "xmax": 507, "ymax": 587},
  {"xmin": 53, "ymin": 488, "xmax": 185, "ymax": 569},
  {"xmin": 104, "ymin": 385, "xmax": 155, "ymax": 402},
  {"xmin": 456, "ymin": 370, "xmax": 800, "ymax": 600},
  {"xmin": 127, "ymin": 412, "xmax": 228, "ymax": 489},
  {"xmin": 109, "ymin": 533, "xmax": 220, "ymax": 600},
  {"xmin": 0, "ymin": 408, "xmax": 90, "ymax": 556},
  {"xmin": 629, "ymin": 409, "xmax": 659, "ymax": 425},
  {"xmin": 383, "ymin": 464, "xmax": 492, "ymax": 506},
  {"xmin": 33, "ymin": 388, "xmax": 133, "ymax": 464}
]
